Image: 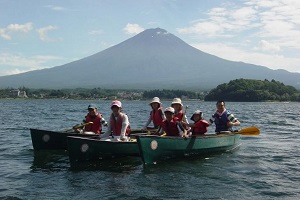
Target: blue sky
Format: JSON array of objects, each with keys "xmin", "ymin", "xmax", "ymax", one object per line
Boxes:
[{"xmin": 1, "ymin": 0, "xmax": 300, "ymax": 76}]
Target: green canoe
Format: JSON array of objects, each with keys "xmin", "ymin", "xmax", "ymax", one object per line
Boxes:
[
  {"xmin": 67, "ymin": 136, "xmax": 139, "ymax": 163},
  {"xmin": 30, "ymin": 128, "xmax": 97, "ymax": 150},
  {"xmin": 135, "ymin": 133, "xmax": 241, "ymax": 165}
]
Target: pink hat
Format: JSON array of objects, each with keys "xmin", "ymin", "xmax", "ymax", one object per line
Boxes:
[{"xmin": 111, "ymin": 100, "xmax": 122, "ymax": 108}]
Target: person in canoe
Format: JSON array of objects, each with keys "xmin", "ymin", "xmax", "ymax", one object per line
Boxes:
[
  {"xmin": 101, "ymin": 100, "xmax": 131, "ymax": 141},
  {"xmin": 171, "ymin": 97, "xmax": 189, "ymax": 128},
  {"xmin": 74, "ymin": 104, "xmax": 108, "ymax": 134},
  {"xmin": 182, "ymin": 110, "xmax": 209, "ymax": 136},
  {"xmin": 143, "ymin": 97, "xmax": 165, "ymax": 130},
  {"xmin": 156, "ymin": 107, "xmax": 188, "ymax": 138},
  {"xmin": 209, "ymin": 100, "xmax": 240, "ymax": 133}
]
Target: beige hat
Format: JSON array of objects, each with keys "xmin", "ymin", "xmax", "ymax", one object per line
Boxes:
[
  {"xmin": 171, "ymin": 98, "xmax": 182, "ymax": 106},
  {"xmin": 149, "ymin": 97, "xmax": 161, "ymax": 105}
]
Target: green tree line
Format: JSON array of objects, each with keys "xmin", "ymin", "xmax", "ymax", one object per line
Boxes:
[
  {"xmin": 0, "ymin": 87, "xmax": 204, "ymax": 100},
  {"xmin": 1, "ymin": 79, "xmax": 300, "ymax": 102},
  {"xmin": 204, "ymin": 79, "xmax": 300, "ymax": 102}
]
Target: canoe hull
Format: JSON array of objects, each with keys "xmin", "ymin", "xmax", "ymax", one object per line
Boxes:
[
  {"xmin": 136, "ymin": 133, "xmax": 241, "ymax": 165},
  {"xmin": 67, "ymin": 136, "xmax": 139, "ymax": 163},
  {"xmin": 30, "ymin": 128, "xmax": 96, "ymax": 150}
]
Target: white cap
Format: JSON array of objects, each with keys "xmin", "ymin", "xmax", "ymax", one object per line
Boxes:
[
  {"xmin": 190, "ymin": 110, "xmax": 203, "ymax": 121},
  {"xmin": 164, "ymin": 107, "xmax": 175, "ymax": 114}
]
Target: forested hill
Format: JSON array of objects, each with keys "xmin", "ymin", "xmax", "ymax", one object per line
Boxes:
[{"xmin": 204, "ymin": 79, "xmax": 300, "ymax": 102}]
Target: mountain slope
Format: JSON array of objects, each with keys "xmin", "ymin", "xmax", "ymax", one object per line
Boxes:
[{"xmin": 0, "ymin": 28, "xmax": 299, "ymax": 90}]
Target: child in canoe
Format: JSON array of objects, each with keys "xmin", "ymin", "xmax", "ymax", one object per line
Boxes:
[
  {"xmin": 183, "ymin": 110, "xmax": 209, "ymax": 136},
  {"xmin": 101, "ymin": 100, "xmax": 131, "ymax": 141},
  {"xmin": 171, "ymin": 97, "xmax": 189, "ymax": 128},
  {"xmin": 143, "ymin": 97, "xmax": 165, "ymax": 130},
  {"xmin": 157, "ymin": 107, "xmax": 188, "ymax": 138},
  {"xmin": 73, "ymin": 104, "xmax": 108, "ymax": 134}
]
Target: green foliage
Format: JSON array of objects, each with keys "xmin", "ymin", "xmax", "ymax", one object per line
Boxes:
[
  {"xmin": 0, "ymin": 87, "xmax": 204, "ymax": 100},
  {"xmin": 204, "ymin": 79, "xmax": 300, "ymax": 102},
  {"xmin": 143, "ymin": 89, "xmax": 201, "ymax": 99}
]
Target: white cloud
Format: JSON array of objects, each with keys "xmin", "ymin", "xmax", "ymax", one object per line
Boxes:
[
  {"xmin": 123, "ymin": 23, "xmax": 145, "ymax": 34},
  {"xmin": 177, "ymin": 21, "xmax": 224, "ymax": 37},
  {"xmin": 191, "ymin": 42, "xmax": 300, "ymax": 73},
  {"xmin": 88, "ymin": 30, "xmax": 104, "ymax": 35},
  {"xmin": 177, "ymin": 0, "xmax": 300, "ymax": 73},
  {"xmin": 256, "ymin": 40, "xmax": 281, "ymax": 52},
  {"xmin": 0, "ymin": 53, "xmax": 62, "ymax": 76},
  {"xmin": 36, "ymin": 25, "xmax": 59, "ymax": 41},
  {"xmin": 0, "ymin": 23, "xmax": 33, "ymax": 40},
  {"xmin": 45, "ymin": 5, "xmax": 65, "ymax": 11}
]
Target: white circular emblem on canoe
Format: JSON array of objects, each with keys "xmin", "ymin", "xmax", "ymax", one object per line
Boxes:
[
  {"xmin": 42, "ymin": 134, "xmax": 50, "ymax": 142},
  {"xmin": 81, "ymin": 143, "xmax": 89, "ymax": 152},
  {"xmin": 150, "ymin": 140, "xmax": 158, "ymax": 150}
]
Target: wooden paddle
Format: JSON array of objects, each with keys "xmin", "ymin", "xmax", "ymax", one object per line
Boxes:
[
  {"xmin": 234, "ymin": 126, "xmax": 260, "ymax": 136},
  {"xmin": 63, "ymin": 121, "xmax": 93, "ymax": 132}
]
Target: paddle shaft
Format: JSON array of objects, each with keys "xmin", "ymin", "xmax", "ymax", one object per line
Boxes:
[
  {"xmin": 181, "ymin": 105, "xmax": 188, "ymax": 122},
  {"xmin": 64, "ymin": 121, "xmax": 93, "ymax": 132}
]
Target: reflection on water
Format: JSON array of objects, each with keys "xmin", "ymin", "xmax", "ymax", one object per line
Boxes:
[
  {"xmin": 31, "ymin": 150, "xmax": 69, "ymax": 172},
  {"xmin": 69, "ymin": 156, "xmax": 143, "ymax": 172},
  {"xmin": 31, "ymin": 150, "xmax": 142, "ymax": 173},
  {"xmin": 1, "ymin": 100, "xmax": 300, "ymax": 199}
]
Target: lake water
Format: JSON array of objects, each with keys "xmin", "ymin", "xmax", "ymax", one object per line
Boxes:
[{"xmin": 0, "ymin": 99, "xmax": 299, "ymax": 199}]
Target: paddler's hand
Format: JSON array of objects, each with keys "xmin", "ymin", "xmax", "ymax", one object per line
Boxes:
[
  {"xmin": 183, "ymin": 131, "xmax": 189, "ymax": 138},
  {"xmin": 74, "ymin": 128, "xmax": 81, "ymax": 133}
]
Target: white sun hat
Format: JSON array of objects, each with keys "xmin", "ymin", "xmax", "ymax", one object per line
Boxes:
[
  {"xmin": 149, "ymin": 97, "xmax": 161, "ymax": 105},
  {"xmin": 171, "ymin": 98, "xmax": 183, "ymax": 106}
]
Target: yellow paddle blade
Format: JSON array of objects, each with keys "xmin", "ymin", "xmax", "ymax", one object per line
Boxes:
[{"xmin": 236, "ymin": 126, "xmax": 260, "ymax": 136}]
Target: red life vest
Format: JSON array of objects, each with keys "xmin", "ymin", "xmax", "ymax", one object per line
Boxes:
[
  {"xmin": 85, "ymin": 113, "xmax": 102, "ymax": 134},
  {"xmin": 151, "ymin": 108, "xmax": 164, "ymax": 127},
  {"xmin": 174, "ymin": 110, "xmax": 183, "ymax": 121},
  {"xmin": 161, "ymin": 118, "xmax": 180, "ymax": 136},
  {"xmin": 192, "ymin": 120, "xmax": 209, "ymax": 135},
  {"xmin": 109, "ymin": 113, "xmax": 131, "ymax": 136}
]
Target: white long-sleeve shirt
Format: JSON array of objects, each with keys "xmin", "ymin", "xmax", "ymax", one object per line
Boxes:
[{"xmin": 102, "ymin": 113, "xmax": 130, "ymax": 139}]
